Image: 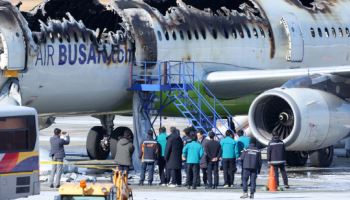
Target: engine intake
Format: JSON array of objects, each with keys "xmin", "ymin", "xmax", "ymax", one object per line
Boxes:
[{"xmin": 249, "ymin": 88, "xmax": 350, "ymax": 151}]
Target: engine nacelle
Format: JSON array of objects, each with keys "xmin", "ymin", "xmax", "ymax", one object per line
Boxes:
[{"xmin": 249, "ymin": 88, "xmax": 350, "ymax": 151}]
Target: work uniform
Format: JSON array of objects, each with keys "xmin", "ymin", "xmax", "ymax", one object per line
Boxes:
[
  {"xmin": 182, "ymin": 140, "xmax": 204, "ymax": 188},
  {"xmin": 165, "ymin": 132, "xmax": 183, "ymax": 186},
  {"xmin": 236, "ymin": 135, "xmax": 251, "ymax": 184},
  {"xmin": 205, "ymin": 139, "xmax": 221, "ymax": 188},
  {"xmin": 139, "ymin": 135, "xmax": 159, "ymax": 185},
  {"xmin": 157, "ymin": 132, "xmax": 167, "ymax": 184},
  {"xmin": 240, "ymin": 143, "xmax": 262, "ymax": 196},
  {"xmin": 267, "ymin": 136, "xmax": 288, "ymax": 186},
  {"xmin": 49, "ymin": 134, "xmax": 70, "ymax": 188},
  {"xmin": 220, "ymin": 136, "xmax": 239, "ymax": 186}
]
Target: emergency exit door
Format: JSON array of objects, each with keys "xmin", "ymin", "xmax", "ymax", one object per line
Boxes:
[{"xmin": 280, "ymin": 13, "xmax": 304, "ymax": 62}]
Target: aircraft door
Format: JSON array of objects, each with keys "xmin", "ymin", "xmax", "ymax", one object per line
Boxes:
[
  {"xmin": 280, "ymin": 13, "xmax": 304, "ymax": 62},
  {"xmin": 0, "ymin": 7, "xmax": 26, "ymax": 71}
]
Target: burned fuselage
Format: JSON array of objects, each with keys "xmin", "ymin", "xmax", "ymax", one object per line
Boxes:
[{"xmin": 0, "ymin": 0, "xmax": 350, "ymax": 115}]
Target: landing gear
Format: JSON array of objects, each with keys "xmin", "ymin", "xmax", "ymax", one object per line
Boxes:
[
  {"xmin": 86, "ymin": 126, "xmax": 110, "ymax": 160},
  {"xmin": 86, "ymin": 115, "xmax": 115, "ymax": 160},
  {"xmin": 286, "ymin": 151, "xmax": 308, "ymax": 166},
  {"xmin": 309, "ymin": 146, "xmax": 334, "ymax": 167},
  {"xmin": 110, "ymin": 127, "xmax": 133, "ymax": 159}
]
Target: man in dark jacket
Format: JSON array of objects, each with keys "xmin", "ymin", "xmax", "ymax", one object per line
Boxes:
[
  {"xmin": 156, "ymin": 127, "xmax": 167, "ymax": 185},
  {"xmin": 205, "ymin": 131, "xmax": 221, "ymax": 189},
  {"xmin": 240, "ymin": 138, "xmax": 262, "ymax": 199},
  {"xmin": 197, "ymin": 130, "xmax": 209, "ymax": 187},
  {"xmin": 139, "ymin": 130, "xmax": 159, "ymax": 186},
  {"xmin": 115, "ymin": 129, "xmax": 135, "ymax": 173},
  {"xmin": 267, "ymin": 132, "xmax": 289, "ymax": 188},
  {"xmin": 49, "ymin": 128, "xmax": 70, "ymax": 188},
  {"xmin": 165, "ymin": 127, "xmax": 184, "ymax": 187}
]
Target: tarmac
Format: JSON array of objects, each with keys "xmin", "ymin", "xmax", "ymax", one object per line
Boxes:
[{"xmin": 17, "ymin": 116, "xmax": 350, "ymax": 200}]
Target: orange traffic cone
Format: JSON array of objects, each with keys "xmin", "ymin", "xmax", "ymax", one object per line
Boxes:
[{"xmin": 267, "ymin": 165, "xmax": 277, "ymax": 192}]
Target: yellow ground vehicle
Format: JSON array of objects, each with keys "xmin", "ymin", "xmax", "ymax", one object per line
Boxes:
[{"xmin": 54, "ymin": 169, "xmax": 133, "ymax": 200}]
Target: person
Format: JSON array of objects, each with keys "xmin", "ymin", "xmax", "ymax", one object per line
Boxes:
[
  {"xmin": 236, "ymin": 130, "xmax": 251, "ymax": 186},
  {"xmin": 156, "ymin": 127, "xmax": 167, "ymax": 185},
  {"xmin": 197, "ymin": 130, "xmax": 209, "ymax": 187},
  {"xmin": 49, "ymin": 128, "xmax": 70, "ymax": 188},
  {"xmin": 220, "ymin": 130, "xmax": 239, "ymax": 188},
  {"xmin": 115, "ymin": 129, "xmax": 135, "ymax": 173},
  {"xmin": 239, "ymin": 138, "xmax": 262, "ymax": 199},
  {"xmin": 267, "ymin": 131, "xmax": 289, "ymax": 188},
  {"xmin": 182, "ymin": 134, "xmax": 204, "ymax": 189},
  {"xmin": 139, "ymin": 130, "xmax": 159, "ymax": 186},
  {"xmin": 165, "ymin": 127, "xmax": 183, "ymax": 187},
  {"xmin": 205, "ymin": 131, "xmax": 221, "ymax": 189}
]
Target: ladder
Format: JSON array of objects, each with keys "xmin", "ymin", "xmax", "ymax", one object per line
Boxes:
[{"xmin": 129, "ymin": 61, "xmax": 236, "ymax": 136}]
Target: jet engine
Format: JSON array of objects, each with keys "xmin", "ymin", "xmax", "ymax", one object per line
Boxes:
[{"xmin": 248, "ymin": 88, "xmax": 350, "ymax": 151}]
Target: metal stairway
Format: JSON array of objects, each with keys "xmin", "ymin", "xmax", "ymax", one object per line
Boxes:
[{"xmin": 129, "ymin": 61, "xmax": 236, "ymax": 136}]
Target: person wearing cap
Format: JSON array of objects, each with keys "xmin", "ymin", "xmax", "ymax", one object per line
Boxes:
[
  {"xmin": 267, "ymin": 131, "xmax": 289, "ymax": 189},
  {"xmin": 182, "ymin": 134, "xmax": 204, "ymax": 189},
  {"xmin": 139, "ymin": 130, "xmax": 159, "ymax": 186},
  {"xmin": 239, "ymin": 138, "xmax": 262, "ymax": 199},
  {"xmin": 156, "ymin": 127, "xmax": 168, "ymax": 185},
  {"xmin": 220, "ymin": 130, "xmax": 239, "ymax": 188},
  {"xmin": 205, "ymin": 131, "xmax": 221, "ymax": 189},
  {"xmin": 49, "ymin": 128, "xmax": 70, "ymax": 188}
]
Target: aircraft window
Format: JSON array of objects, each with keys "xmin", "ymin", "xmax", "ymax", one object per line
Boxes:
[
  {"xmin": 224, "ymin": 29, "xmax": 229, "ymax": 39},
  {"xmin": 268, "ymin": 28, "xmax": 272, "ymax": 38},
  {"xmin": 89, "ymin": 34, "xmax": 94, "ymax": 43},
  {"xmin": 194, "ymin": 30, "xmax": 199, "ymax": 40},
  {"xmin": 200, "ymin": 29, "xmax": 206, "ymax": 39},
  {"xmin": 310, "ymin": 28, "xmax": 315, "ymax": 37},
  {"xmin": 157, "ymin": 31, "xmax": 162, "ymax": 41},
  {"xmin": 49, "ymin": 33, "xmax": 55, "ymax": 43},
  {"xmin": 331, "ymin": 27, "xmax": 336, "ymax": 37},
  {"xmin": 74, "ymin": 32, "xmax": 79, "ymax": 42},
  {"xmin": 165, "ymin": 31, "xmax": 169, "ymax": 40},
  {"xmin": 82, "ymin": 34, "xmax": 86, "ymax": 43},
  {"xmin": 245, "ymin": 27, "xmax": 251, "ymax": 38},
  {"xmin": 259, "ymin": 26, "xmax": 265, "ymax": 38},
  {"xmin": 172, "ymin": 31, "xmax": 177, "ymax": 40},
  {"xmin": 232, "ymin": 28, "xmax": 237, "ymax": 39},
  {"xmin": 33, "ymin": 35, "xmax": 39, "ymax": 44},
  {"xmin": 339, "ymin": 28, "xmax": 344, "ymax": 37},
  {"xmin": 252, "ymin": 28, "xmax": 258, "ymax": 38},
  {"xmin": 66, "ymin": 34, "xmax": 71, "ymax": 43},
  {"xmin": 179, "ymin": 30, "xmax": 184, "ymax": 40},
  {"xmin": 324, "ymin": 28, "xmax": 329, "ymax": 37},
  {"xmin": 346, "ymin": 28, "xmax": 350, "ymax": 37},
  {"xmin": 212, "ymin": 29, "xmax": 217, "ymax": 39},
  {"xmin": 187, "ymin": 30, "xmax": 192, "ymax": 40},
  {"xmin": 317, "ymin": 28, "xmax": 322, "ymax": 37},
  {"xmin": 239, "ymin": 29, "xmax": 244, "ymax": 38}
]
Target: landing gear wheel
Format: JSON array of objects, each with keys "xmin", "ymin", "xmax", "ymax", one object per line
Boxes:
[
  {"xmin": 286, "ymin": 151, "xmax": 308, "ymax": 166},
  {"xmin": 309, "ymin": 146, "xmax": 334, "ymax": 167},
  {"xmin": 110, "ymin": 127, "xmax": 133, "ymax": 159},
  {"xmin": 86, "ymin": 126, "xmax": 109, "ymax": 160}
]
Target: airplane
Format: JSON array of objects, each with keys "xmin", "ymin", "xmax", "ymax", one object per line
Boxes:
[{"xmin": 1, "ymin": 0, "xmax": 350, "ymax": 168}]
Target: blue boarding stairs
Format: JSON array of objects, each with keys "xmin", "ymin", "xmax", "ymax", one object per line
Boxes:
[{"xmin": 128, "ymin": 61, "xmax": 237, "ymax": 137}]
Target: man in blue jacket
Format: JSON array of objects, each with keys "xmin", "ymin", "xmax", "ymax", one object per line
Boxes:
[
  {"xmin": 220, "ymin": 130, "xmax": 239, "ymax": 188},
  {"xmin": 182, "ymin": 135, "xmax": 204, "ymax": 189},
  {"xmin": 139, "ymin": 130, "xmax": 159, "ymax": 186},
  {"xmin": 156, "ymin": 127, "xmax": 167, "ymax": 185},
  {"xmin": 49, "ymin": 128, "xmax": 70, "ymax": 188}
]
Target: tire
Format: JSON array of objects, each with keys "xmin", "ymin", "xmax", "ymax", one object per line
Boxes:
[
  {"xmin": 309, "ymin": 146, "xmax": 334, "ymax": 167},
  {"xmin": 286, "ymin": 151, "xmax": 308, "ymax": 166},
  {"xmin": 110, "ymin": 127, "xmax": 133, "ymax": 159},
  {"xmin": 86, "ymin": 126, "xmax": 109, "ymax": 160}
]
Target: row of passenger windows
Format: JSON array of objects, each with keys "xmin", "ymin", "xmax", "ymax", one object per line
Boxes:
[
  {"xmin": 157, "ymin": 26, "xmax": 271, "ymax": 41},
  {"xmin": 310, "ymin": 27, "xmax": 350, "ymax": 38}
]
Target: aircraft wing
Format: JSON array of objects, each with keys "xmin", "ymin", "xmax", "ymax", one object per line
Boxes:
[{"xmin": 204, "ymin": 65, "xmax": 350, "ymax": 99}]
